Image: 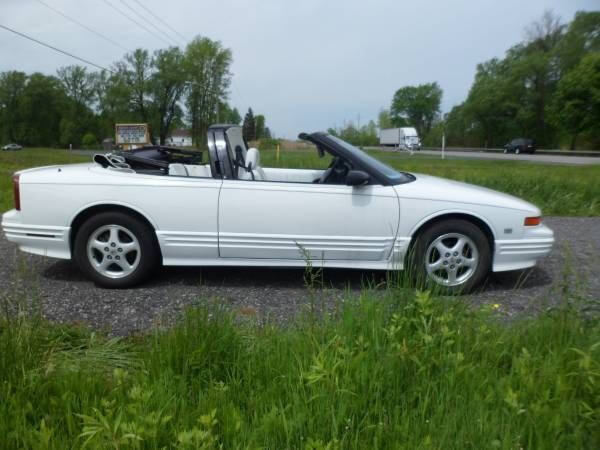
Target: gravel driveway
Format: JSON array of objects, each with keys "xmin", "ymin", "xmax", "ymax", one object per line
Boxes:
[{"xmin": 1, "ymin": 217, "xmax": 598, "ymax": 335}]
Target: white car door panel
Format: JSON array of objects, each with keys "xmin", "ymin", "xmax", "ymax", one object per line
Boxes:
[{"xmin": 218, "ymin": 180, "xmax": 400, "ymax": 261}]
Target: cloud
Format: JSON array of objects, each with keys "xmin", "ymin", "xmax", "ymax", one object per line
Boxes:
[{"xmin": 1, "ymin": 0, "xmax": 596, "ymax": 138}]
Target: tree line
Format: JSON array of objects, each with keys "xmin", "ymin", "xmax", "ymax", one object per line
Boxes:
[
  {"xmin": 336, "ymin": 10, "xmax": 599, "ymax": 150},
  {"xmin": 0, "ymin": 36, "xmax": 257, "ymax": 148}
]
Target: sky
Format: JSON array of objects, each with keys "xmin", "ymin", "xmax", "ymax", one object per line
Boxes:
[{"xmin": 1, "ymin": 0, "xmax": 598, "ymax": 138}]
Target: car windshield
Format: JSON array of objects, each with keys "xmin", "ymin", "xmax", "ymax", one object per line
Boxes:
[{"xmin": 325, "ymin": 135, "xmax": 412, "ymax": 184}]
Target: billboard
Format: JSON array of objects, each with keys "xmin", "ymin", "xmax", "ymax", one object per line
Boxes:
[{"xmin": 115, "ymin": 123, "xmax": 149, "ymax": 146}]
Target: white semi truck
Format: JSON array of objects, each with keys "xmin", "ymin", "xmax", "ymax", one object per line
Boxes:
[{"xmin": 379, "ymin": 127, "xmax": 421, "ymax": 150}]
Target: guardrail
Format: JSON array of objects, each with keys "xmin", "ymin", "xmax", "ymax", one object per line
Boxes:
[{"xmin": 420, "ymin": 147, "xmax": 600, "ymax": 157}]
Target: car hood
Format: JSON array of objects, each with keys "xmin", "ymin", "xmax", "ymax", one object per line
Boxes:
[{"xmin": 397, "ymin": 173, "xmax": 541, "ymax": 214}]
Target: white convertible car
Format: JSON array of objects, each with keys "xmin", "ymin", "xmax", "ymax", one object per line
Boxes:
[{"xmin": 1, "ymin": 124, "xmax": 554, "ymax": 292}]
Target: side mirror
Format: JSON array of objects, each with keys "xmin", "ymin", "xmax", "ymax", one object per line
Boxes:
[{"xmin": 346, "ymin": 170, "xmax": 370, "ymax": 186}]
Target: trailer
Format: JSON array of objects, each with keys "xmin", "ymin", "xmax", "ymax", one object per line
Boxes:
[{"xmin": 379, "ymin": 127, "xmax": 421, "ymax": 150}]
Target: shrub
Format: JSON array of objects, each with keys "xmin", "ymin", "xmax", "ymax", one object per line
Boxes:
[
  {"xmin": 81, "ymin": 133, "xmax": 98, "ymax": 149},
  {"xmin": 257, "ymin": 137, "xmax": 281, "ymax": 151}
]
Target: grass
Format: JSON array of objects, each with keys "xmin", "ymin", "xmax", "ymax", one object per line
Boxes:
[
  {"xmin": 1, "ymin": 148, "xmax": 599, "ymax": 447},
  {"xmin": 1, "ymin": 147, "xmax": 599, "ymax": 215},
  {"xmin": 0, "ymin": 288, "xmax": 598, "ymax": 448}
]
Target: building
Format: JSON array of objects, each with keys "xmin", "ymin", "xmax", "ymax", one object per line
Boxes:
[{"xmin": 165, "ymin": 129, "xmax": 192, "ymax": 147}]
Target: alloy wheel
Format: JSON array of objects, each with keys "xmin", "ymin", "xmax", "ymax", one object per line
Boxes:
[
  {"xmin": 86, "ymin": 224, "xmax": 141, "ymax": 279},
  {"xmin": 424, "ymin": 233, "xmax": 479, "ymax": 287}
]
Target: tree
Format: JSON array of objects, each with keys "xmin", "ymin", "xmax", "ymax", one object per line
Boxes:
[
  {"xmin": 518, "ymin": 10, "xmax": 565, "ymax": 146},
  {"xmin": 0, "ymin": 71, "xmax": 27, "ymax": 142},
  {"xmin": 390, "ymin": 82, "xmax": 442, "ymax": 137},
  {"xmin": 57, "ymin": 65, "xmax": 97, "ymax": 146},
  {"xmin": 255, "ymin": 114, "xmax": 265, "ymax": 139},
  {"xmin": 150, "ymin": 47, "xmax": 186, "ymax": 144},
  {"xmin": 94, "ymin": 69, "xmax": 136, "ymax": 138},
  {"xmin": 0, "ymin": 39, "xmax": 241, "ymax": 148},
  {"xmin": 184, "ymin": 37, "xmax": 232, "ymax": 147},
  {"xmin": 327, "ymin": 119, "xmax": 378, "ymax": 146},
  {"xmin": 462, "ymin": 58, "xmax": 517, "ymax": 147},
  {"xmin": 552, "ymin": 53, "xmax": 600, "ymax": 149},
  {"xmin": 377, "ymin": 108, "xmax": 393, "ymax": 129},
  {"xmin": 242, "ymin": 108, "xmax": 256, "ymax": 141},
  {"xmin": 115, "ymin": 49, "xmax": 154, "ymax": 125},
  {"xmin": 229, "ymin": 107, "xmax": 241, "ymax": 125},
  {"xmin": 19, "ymin": 73, "xmax": 67, "ymax": 146},
  {"xmin": 57, "ymin": 65, "xmax": 95, "ymax": 108},
  {"xmin": 556, "ymin": 11, "xmax": 600, "ymax": 74}
]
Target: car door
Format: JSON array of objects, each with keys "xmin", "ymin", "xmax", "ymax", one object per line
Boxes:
[{"xmin": 217, "ymin": 179, "xmax": 400, "ymax": 261}]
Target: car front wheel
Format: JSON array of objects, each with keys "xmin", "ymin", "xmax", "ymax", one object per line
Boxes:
[
  {"xmin": 410, "ymin": 219, "xmax": 491, "ymax": 294},
  {"xmin": 74, "ymin": 211, "xmax": 159, "ymax": 288}
]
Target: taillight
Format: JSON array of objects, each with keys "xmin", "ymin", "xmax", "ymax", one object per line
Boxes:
[
  {"xmin": 524, "ymin": 216, "xmax": 541, "ymax": 226},
  {"xmin": 12, "ymin": 173, "xmax": 20, "ymax": 210}
]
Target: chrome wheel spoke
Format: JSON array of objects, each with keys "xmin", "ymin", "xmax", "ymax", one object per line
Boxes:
[
  {"xmin": 113, "ymin": 259, "xmax": 134, "ymax": 275},
  {"xmin": 435, "ymin": 241, "xmax": 451, "ymax": 255},
  {"xmin": 446, "ymin": 269, "xmax": 457, "ymax": 283},
  {"xmin": 108, "ymin": 226, "xmax": 119, "ymax": 244},
  {"xmin": 95, "ymin": 257, "xmax": 111, "ymax": 270},
  {"xmin": 428, "ymin": 259, "xmax": 443, "ymax": 271},
  {"xmin": 90, "ymin": 239, "xmax": 107, "ymax": 252},
  {"xmin": 452, "ymin": 237, "xmax": 466, "ymax": 254},
  {"xmin": 462, "ymin": 257, "xmax": 476, "ymax": 267},
  {"xmin": 120, "ymin": 241, "xmax": 139, "ymax": 253}
]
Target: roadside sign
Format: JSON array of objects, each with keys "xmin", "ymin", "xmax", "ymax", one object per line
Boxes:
[{"xmin": 115, "ymin": 123, "xmax": 149, "ymax": 149}]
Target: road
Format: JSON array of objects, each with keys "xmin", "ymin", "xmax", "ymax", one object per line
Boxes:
[
  {"xmin": 1, "ymin": 217, "xmax": 598, "ymax": 335},
  {"xmin": 382, "ymin": 148, "xmax": 600, "ymax": 165}
]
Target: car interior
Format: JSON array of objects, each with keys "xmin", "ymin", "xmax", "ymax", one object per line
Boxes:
[
  {"xmin": 94, "ymin": 125, "xmax": 356, "ymax": 185},
  {"xmin": 193, "ymin": 126, "xmax": 353, "ymax": 184}
]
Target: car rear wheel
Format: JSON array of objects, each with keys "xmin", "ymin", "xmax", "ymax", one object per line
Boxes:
[
  {"xmin": 74, "ymin": 211, "xmax": 159, "ymax": 288},
  {"xmin": 409, "ymin": 219, "xmax": 491, "ymax": 294},
  {"xmin": 515, "ymin": 147, "xmax": 521, "ymax": 154}
]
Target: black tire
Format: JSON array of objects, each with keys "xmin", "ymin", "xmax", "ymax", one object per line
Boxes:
[
  {"xmin": 515, "ymin": 147, "xmax": 520, "ymax": 154},
  {"xmin": 73, "ymin": 211, "xmax": 160, "ymax": 288},
  {"xmin": 409, "ymin": 219, "xmax": 491, "ymax": 294}
]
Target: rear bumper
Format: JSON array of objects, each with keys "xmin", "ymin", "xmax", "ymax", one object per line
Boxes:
[
  {"xmin": 492, "ymin": 223, "xmax": 554, "ymax": 272},
  {"xmin": 1, "ymin": 209, "xmax": 71, "ymax": 259}
]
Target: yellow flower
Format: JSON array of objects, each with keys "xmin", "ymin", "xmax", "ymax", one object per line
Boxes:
[{"xmin": 493, "ymin": 303, "xmax": 500, "ymax": 309}]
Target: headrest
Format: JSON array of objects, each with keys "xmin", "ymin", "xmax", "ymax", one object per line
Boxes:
[{"xmin": 245, "ymin": 147, "xmax": 260, "ymax": 169}]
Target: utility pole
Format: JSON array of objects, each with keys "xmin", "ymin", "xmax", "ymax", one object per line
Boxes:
[{"xmin": 442, "ymin": 133, "xmax": 445, "ymax": 160}]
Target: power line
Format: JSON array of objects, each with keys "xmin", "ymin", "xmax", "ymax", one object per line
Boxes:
[
  {"xmin": 129, "ymin": 0, "xmax": 189, "ymax": 44},
  {"xmin": 119, "ymin": 0, "xmax": 179, "ymax": 46},
  {"xmin": 0, "ymin": 23, "xmax": 113, "ymax": 72},
  {"xmin": 101, "ymin": 0, "xmax": 172, "ymax": 47},
  {"xmin": 34, "ymin": 0, "xmax": 129, "ymax": 52}
]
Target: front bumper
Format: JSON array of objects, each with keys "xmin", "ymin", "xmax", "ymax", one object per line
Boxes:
[
  {"xmin": 1, "ymin": 209, "xmax": 71, "ymax": 259},
  {"xmin": 493, "ymin": 223, "xmax": 554, "ymax": 272}
]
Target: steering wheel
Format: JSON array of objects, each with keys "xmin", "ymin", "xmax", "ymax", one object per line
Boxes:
[{"xmin": 317, "ymin": 157, "xmax": 349, "ymax": 184}]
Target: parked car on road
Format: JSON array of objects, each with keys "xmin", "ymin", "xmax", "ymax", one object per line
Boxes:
[
  {"xmin": 504, "ymin": 138, "xmax": 536, "ymax": 154},
  {"xmin": 2, "ymin": 124, "xmax": 553, "ymax": 293},
  {"xmin": 2, "ymin": 143, "xmax": 22, "ymax": 151}
]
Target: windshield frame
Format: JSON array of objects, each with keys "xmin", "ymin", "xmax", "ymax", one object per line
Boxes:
[{"xmin": 302, "ymin": 132, "xmax": 414, "ymax": 186}]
